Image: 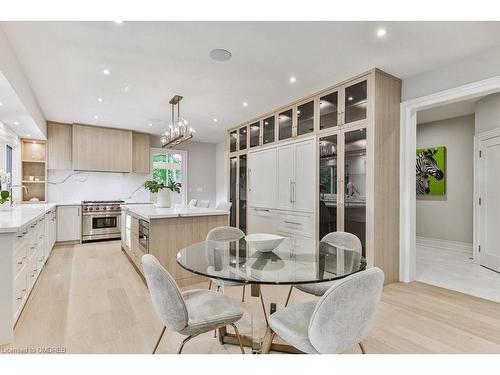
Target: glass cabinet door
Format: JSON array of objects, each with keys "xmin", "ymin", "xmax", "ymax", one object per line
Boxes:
[
  {"xmin": 278, "ymin": 109, "xmax": 293, "ymax": 141},
  {"xmin": 238, "ymin": 154, "xmax": 247, "ymax": 233},
  {"xmin": 263, "ymin": 115, "xmax": 275, "ymax": 144},
  {"xmin": 239, "ymin": 126, "xmax": 247, "ymax": 150},
  {"xmin": 343, "ymin": 128, "xmax": 367, "ymax": 255},
  {"xmin": 320, "ymin": 91, "xmax": 339, "ymax": 130},
  {"xmin": 344, "ymin": 80, "xmax": 367, "ymax": 124},
  {"xmin": 297, "ymin": 101, "xmax": 314, "ymax": 136},
  {"xmin": 230, "ymin": 157, "xmax": 237, "ymax": 227},
  {"xmin": 230, "ymin": 130, "xmax": 237, "ymax": 153},
  {"xmin": 319, "ymin": 134, "xmax": 338, "ymax": 240},
  {"xmin": 249, "ymin": 121, "xmax": 260, "ymax": 148}
]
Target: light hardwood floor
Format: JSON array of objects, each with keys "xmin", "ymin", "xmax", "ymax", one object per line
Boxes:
[{"xmin": 3, "ymin": 241, "xmax": 500, "ymax": 354}]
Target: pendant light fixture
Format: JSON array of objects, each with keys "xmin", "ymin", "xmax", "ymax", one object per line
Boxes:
[{"xmin": 161, "ymin": 95, "xmax": 194, "ymax": 148}]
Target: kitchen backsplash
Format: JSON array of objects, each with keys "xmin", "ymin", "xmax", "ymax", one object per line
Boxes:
[{"xmin": 47, "ymin": 170, "xmax": 151, "ymax": 202}]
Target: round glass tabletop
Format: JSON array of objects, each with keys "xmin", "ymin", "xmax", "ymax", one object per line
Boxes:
[{"xmin": 176, "ymin": 236, "xmax": 366, "ymax": 285}]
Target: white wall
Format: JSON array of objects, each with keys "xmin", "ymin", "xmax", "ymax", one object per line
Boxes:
[
  {"xmin": 416, "ymin": 114, "xmax": 474, "ymax": 244},
  {"xmin": 403, "ymin": 45, "xmax": 500, "ymax": 101},
  {"xmin": 475, "ymin": 92, "xmax": 500, "ymax": 134},
  {"xmin": 215, "ymin": 141, "xmax": 228, "ymax": 206}
]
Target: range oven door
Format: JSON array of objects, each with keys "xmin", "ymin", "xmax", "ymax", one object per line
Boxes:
[{"xmin": 82, "ymin": 213, "xmax": 121, "ymax": 240}]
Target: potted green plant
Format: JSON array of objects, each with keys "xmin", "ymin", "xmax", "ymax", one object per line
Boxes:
[
  {"xmin": 0, "ymin": 170, "xmax": 11, "ymax": 210},
  {"xmin": 144, "ymin": 178, "xmax": 181, "ymax": 208}
]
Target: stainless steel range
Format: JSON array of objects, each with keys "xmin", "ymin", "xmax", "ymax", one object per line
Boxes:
[{"xmin": 81, "ymin": 200, "xmax": 124, "ymax": 242}]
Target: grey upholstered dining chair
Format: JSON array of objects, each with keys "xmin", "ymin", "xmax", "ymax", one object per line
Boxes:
[
  {"xmin": 285, "ymin": 231, "xmax": 362, "ymax": 306},
  {"xmin": 141, "ymin": 254, "xmax": 245, "ymax": 354},
  {"xmin": 206, "ymin": 226, "xmax": 269, "ymax": 326},
  {"xmin": 197, "ymin": 200, "xmax": 210, "ymax": 208},
  {"xmin": 206, "ymin": 226, "xmax": 247, "ymax": 302},
  {"xmin": 266, "ymin": 267, "xmax": 384, "ymax": 354},
  {"xmin": 188, "ymin": 199, "xmax": 198, "ymax": 208},
  {"xmin": 216, "ymin": 201, "xmax": 232, "ymax": 211}
]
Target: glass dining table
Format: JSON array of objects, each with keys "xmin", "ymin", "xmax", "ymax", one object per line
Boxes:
[{"xmin": 176, "ymin": 236, "xmax": 366, "ymax": 353}]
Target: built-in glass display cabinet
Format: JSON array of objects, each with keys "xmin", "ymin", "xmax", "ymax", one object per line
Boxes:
[
  {"xmin": 239, "ymin": 126, "xmax": 247, "ymax": 150},
  {"xmin": 319, "ymin": 128, "xmax": 366, "ymax": 255},
  {"xmin": 230, "ymin": 130, "xmax": 238, "ymax": 153},
  {"xmin": 278, "ymin": 109, "xmax": 293, "ymax": 140},
  {"xmin": 249, "ymin": 121, "xmax": 260, "ymax": 148},
  {"xmin": 263, "ymin": 115, "xmax": 275, "ymax": 144},
  {"xmin": 320, "ymin": 91, "xmax": 339, "ymax": 130},
  {"xmin": 344, "ymin": 80, "xmax": 367, "ymax": 125},
  {"xmin": 297, "ymin": 100, "xmax": 314, "ymax": 136}
]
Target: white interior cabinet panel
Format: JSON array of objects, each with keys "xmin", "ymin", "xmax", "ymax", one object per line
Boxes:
[{"xmin": 248, "ymin": 148, "xmax": 278, "ymax": 208}]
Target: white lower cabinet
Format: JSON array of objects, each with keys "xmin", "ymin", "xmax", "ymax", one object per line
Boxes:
[
  {"xmin": 1, "ymin": 206, "xmax": 59, "ymax": 344},
  {"xmin": 247, "ymin": 208, "xmax": 277, "ymax": 234},
  {"xmin": 57, "ymin": 205, "xmax": 81, "ymax": 242}
]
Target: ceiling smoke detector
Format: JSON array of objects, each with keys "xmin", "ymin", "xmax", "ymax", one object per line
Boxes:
[{"xmin": 209, "ymin": 49, "xmax": 232, "ymax": 62}]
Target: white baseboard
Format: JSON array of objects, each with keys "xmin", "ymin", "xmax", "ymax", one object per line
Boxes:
[{"xmin": 416, "ymin": 236, "xmax": 473, "ymax": 255}]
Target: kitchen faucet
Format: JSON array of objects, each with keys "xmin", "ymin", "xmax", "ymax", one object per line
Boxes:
[{"xmin": 10, "ymin": 185, "xmax": 29, "ymax": 206}]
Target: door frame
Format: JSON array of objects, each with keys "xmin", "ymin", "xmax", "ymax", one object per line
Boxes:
[
  {"xmin": 474, "ymin": 127, "xmax": 500, "ymax": 266},
  {"xmin": 399, "ymin": 75, "xmax": 500, "ymax": 282}
]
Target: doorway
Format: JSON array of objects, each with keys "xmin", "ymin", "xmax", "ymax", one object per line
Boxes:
[{"xmin": 400, "ymin": 75, "xmax": 500, "ymax": 285}]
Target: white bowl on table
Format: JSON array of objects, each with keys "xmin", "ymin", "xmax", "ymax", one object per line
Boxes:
[{"xmin": 245, "ymin": 233, "xmax": 285, "ymax": 252}]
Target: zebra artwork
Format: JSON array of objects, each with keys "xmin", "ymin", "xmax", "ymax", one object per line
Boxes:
[{"xmin": 416, "ymin": 147, "xmax": 446, "ymax": 195}]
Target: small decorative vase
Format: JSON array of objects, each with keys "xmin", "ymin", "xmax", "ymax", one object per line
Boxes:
[{"xmin": 156, "ymin": 189, "xmax": 171, "ymax": 208}]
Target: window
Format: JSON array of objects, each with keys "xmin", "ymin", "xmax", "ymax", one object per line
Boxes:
[{"xmin": 151, "ymin": 148, "xmax": 187, "ymax": 205}]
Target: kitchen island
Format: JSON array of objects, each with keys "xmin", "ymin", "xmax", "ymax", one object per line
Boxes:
[{"xmin": 120, "ymin": 205, "xmax": 229, "ymax": 286}]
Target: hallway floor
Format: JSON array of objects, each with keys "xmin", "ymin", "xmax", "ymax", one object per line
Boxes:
[{"xmin": 417, "ymin": 244, "xmax": 500, "ymax": 303}]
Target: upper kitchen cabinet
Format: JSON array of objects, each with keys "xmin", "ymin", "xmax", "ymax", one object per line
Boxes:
[
  {"xmin": 296, "ymin": 100, "xmax": 315, "ymax": 136},
  {"xmin": 249, "ymin": 121, "xmax": 261, "ymax": 148},
  {"xmin": 229, "ymin": 130, "xmax": 238, "ymax": 153},
  {"xmin": 278, "ymin": 108, "xmax": 293, "ymax": 141},
  {"xmin": 72, "ymin": 124, "xmax": 133, "ymax": 172},
  {"xmin": 132, "ymin": 132, "xmax": 151, "ymax": 173},
  {"xmin": 239, "ymin": 126, "xmax": 248, "ymax": 150},
  {"xmin": 47, "ymin": 122, "xmax": 72, "ymax": 170},
  {"xmin": 343, "ymin": 79, "xmax": 367, "ymax": 125},
  {"xmin": 263, "ymin": 115, "xmax": 275, "ymax": 144},
  {"xmin": 319, "ymin": 91, "xmax": 339, "ymax": 130}
]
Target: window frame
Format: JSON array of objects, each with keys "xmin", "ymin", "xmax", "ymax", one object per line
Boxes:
[{"xmin": 150, "ymin": 147, "xmax": 188, "ymax": 205}]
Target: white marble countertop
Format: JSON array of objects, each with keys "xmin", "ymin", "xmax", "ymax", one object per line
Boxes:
[
  {"xmin": 121, "ymin": 204, "xmax": 229, "ymax": 221},
  {"xmin": 0, "ymin": 203, "xmax": 57, "ymax": 233}
]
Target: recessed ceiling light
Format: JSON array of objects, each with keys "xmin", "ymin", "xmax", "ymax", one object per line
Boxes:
[
  {"xmin": 348, "ymin": 96, "xmax": 353, "ymax": 101},
  {"xmin": 209, "ymin": 49, "xmax": 232, "ymax": 62},
  {"xmin": 103, "ymin": 69, "xmax": 110, "ymax": 75},
  {"xmin": 148, "ymin": 123, "xmax": 153, "ymax": 127},
  {"xmin": 26, "ymin": 134, "xmax": 30, "ymax": 137},
  {"xmin": 213, "ymin": 118, "xmax": 218, "ymax": 123},
  {"xmin": 94, "ymin": 115, "xmax": 99, "ymax": 119},
  {"xmin": 0, "ymin": 101, "xmax": 3, "ymax": 106},
  {"xmin": 377, "ymin": 28, "xmax": 387, "ymax": 37},
  {"xmin": 14, "ymin": 121, "xmax": 19, "ymax": 125},
  {"xmin": 97, "ymin": 97, "xmax": 103, "ymax": 102},
  {"xmin": 114, "ymin": 21, "xmax": 123, "ymax": 24},
  {"xmin": 289, "ymin": 76, "xmax": 297, "ymax": 83},
  {"xmin": 243, "ymin": 102, "xmax": 248, "ymax": 107}
]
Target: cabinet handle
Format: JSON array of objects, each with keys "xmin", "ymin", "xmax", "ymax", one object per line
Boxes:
[
  {"xmin": 289, "ymin": 181, "xmax": 293, "ymax": 204},
  {"xmin": 17, "ymin": 297, "xmax": 23, "ymax": 301},
  {"xmin": 254, "ymin": 208, "xmax": 270, "ymax": 212},
  {"xmin": 17, "ymin": 261, "xmax": 23, "ymax": 265},
  {"xmin": 248, "ymin": 168, "xmax": 251, "ymax": 192},
  {"xmin": 284, "ymin": 220, "xmax": 301, "ymax": 225}
]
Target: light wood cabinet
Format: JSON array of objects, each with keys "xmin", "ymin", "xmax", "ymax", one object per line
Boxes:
[
  {"xmin": 132, "ymin": 132, "xmax": 150, "ymax": 173},
  {"xmin": 47, "ymin": 122, "xmax": 72, "ymax": 170},
  {"xmin": 72, "ymin": 124, "xmax": 132, "ymax": 172},
  {"xmin": 228, "ymin": 68, "xmax": 402, "ymax": 284}
]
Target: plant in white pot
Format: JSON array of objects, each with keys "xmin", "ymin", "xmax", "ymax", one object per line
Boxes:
[{"xmin": 144, "ymin": 179, "xmax": 181, "ymax": 208}]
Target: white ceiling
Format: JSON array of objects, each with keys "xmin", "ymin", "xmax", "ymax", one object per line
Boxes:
[
  {"xmin": 2, "ymin": 21, "xmax": 500, "ymax": 143},
  {"xmin": 417, "ymin": 97, "xmax": 483, "ymax": 125}
]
